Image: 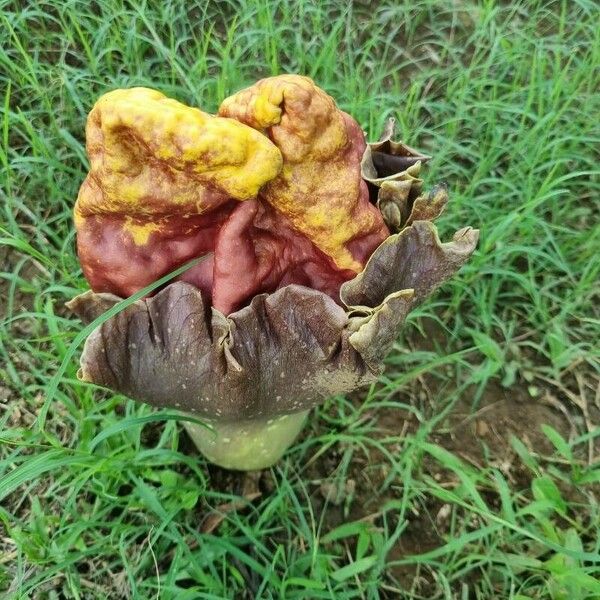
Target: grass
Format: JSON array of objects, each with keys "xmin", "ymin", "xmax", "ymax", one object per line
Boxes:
[{"xmin": 1, "ymin": 0, "xmax": 599, "ymax": 597}]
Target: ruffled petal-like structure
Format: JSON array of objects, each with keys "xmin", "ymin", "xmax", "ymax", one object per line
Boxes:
[
  {"xmin": 68, "ymin": 77, "xmax": 478, "ymax": 469},
  {"xmin": 67, "ymin": 218, "xmax": 478, "ymax": 420}
]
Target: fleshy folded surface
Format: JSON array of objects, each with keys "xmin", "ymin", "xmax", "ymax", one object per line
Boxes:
[
  {"xmin": 75, "ymin": 78, "xmax": 390, "ymax": 314},
  {"xmin": 219, "ymin": 75, "xmax": 389, "ymax": 273},
  {"xmin": 75, "ymin": 87, "xmax": 283, "ymax": 302},
  {"xmin": 69, "ymin": 81, "xmax": 479, "ymax": 425}
]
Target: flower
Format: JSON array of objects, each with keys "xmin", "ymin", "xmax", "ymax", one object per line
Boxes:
[{"xmin": 68, "ymin": 75, "xmax": 478, "ymax": 470}]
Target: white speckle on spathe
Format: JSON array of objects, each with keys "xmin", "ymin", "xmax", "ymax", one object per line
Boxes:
[
  {"xmin": 190, "ymin": 361, "xmax": 195, "ymax": 366},
  {"xmin": 276, "ymin": 395, "xmax": 282, "ymax": 402},
  {"xmin": 182, "ymin": 383, "xmax": 187, "ymax": 389},
  {"xmin": 174, "ymin": 401, "xmax": 181, "ymax": 407},
  {"xmin": 167, "ymin": 327, "xmax": 172, "ymax": 333},
  {"xmin": 280, "ymin": 372, "xmax": 285, "ymax": 378},
  {"xmin": 130, "ymin": 343, "xmax": 137, "ymax": 349}
]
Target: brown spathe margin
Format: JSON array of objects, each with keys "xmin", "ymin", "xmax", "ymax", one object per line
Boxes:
[{"xmin": 67, "ymin": 224, "xmax": 478, "ymax": 421}]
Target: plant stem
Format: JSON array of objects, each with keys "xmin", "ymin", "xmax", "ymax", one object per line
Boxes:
[{"xmin": 183, "ymin": 410, "xmax": 309, "ymax": 470}]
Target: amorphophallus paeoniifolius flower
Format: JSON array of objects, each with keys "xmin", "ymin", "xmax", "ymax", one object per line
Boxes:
[{"xmin": 67, "ymin": 75, "xmax": 478, "ymax": 470}]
